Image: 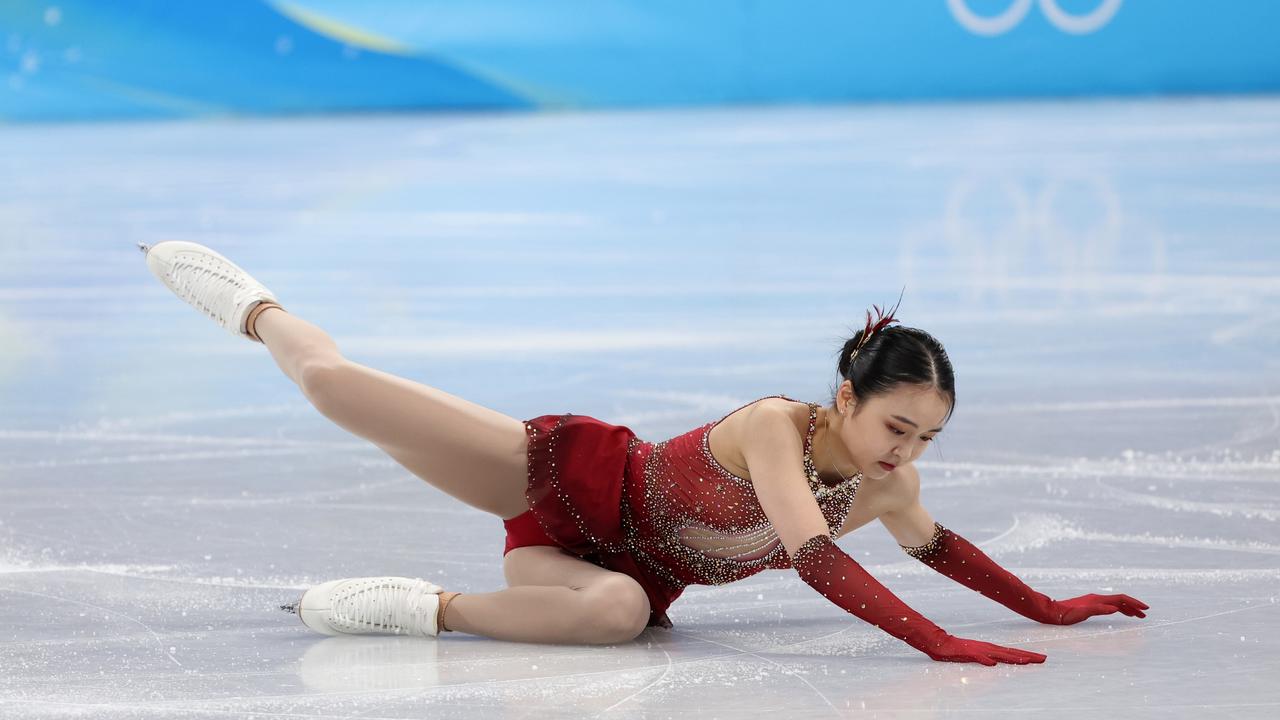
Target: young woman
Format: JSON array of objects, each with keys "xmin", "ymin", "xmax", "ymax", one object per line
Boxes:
[{"xmin": 139, "ymin": 240, "xmax": 1149, "ymax": 665}]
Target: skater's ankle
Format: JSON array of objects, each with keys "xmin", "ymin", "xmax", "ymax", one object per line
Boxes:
[
  {"xmin": 245, "ymin": 302, "xmax": 283, "ymax": 343},
  {"xmin": 438, "ymin": 591, "xmax": 462, "ymax": 633}
]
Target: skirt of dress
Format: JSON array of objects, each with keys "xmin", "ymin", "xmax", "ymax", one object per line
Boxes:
[{"xmin": 503, "ymin": 412, "xmax": 683, "ymax": 629}]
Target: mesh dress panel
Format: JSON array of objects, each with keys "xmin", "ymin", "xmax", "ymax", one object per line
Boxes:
[{"xmin": 620, "ymin": 396, "xmax": 862, "ymax": 590}]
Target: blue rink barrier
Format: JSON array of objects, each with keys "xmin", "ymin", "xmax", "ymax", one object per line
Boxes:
[{"xmin": 3, "ymin": 0, "xmax": 1278, "ymax": 121}]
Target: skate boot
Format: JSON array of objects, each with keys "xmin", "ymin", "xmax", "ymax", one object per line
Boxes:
[
  {"xmin": 283, "ymin": 577, "xmax": 447, "ymax": 637},
  {"xmin": 138, "ymin": 240, "xmax": 280, "ymax": 342}
]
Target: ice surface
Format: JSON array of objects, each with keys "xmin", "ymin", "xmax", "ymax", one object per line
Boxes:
[{"xmin": 1, "ymin": 97, "xmax": 1278, "ymax": 717}]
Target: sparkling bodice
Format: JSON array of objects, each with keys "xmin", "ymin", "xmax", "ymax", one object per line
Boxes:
[{"xmin": 619, "ymin": 395, "xmax": 862, "ymax": 590}]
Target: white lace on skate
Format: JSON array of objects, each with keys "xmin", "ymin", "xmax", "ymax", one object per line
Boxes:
[
  {"xmin": 168, "ymin": 254, "xmax": 271, "ymax": 335},
  {"xmin": 143, "ymin": 242, "xmax": 276, "ymax": 338},
  {"xmin": 325, "ymin": 578, "xmax": 443, "ymax": 636}
]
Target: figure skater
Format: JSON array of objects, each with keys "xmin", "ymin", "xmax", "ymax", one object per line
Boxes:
[{"xmin": 139, "ymin": 240, "xmax": 1149, "ymax": 665}]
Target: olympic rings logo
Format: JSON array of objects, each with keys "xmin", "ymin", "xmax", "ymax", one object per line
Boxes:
[{"xmin": 947, "ymin": 0, "xmax": 1123, "ymax": 36}]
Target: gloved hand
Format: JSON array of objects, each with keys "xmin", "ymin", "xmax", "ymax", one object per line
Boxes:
[
  {"xmin": 924, "ymin": 635, "xmax": 1047, "ymax": 666},
  {"xmin": 903, "ymin": 523, "xmax": 1152, "ymax": 627},
  {"xmin": 791, "ymin": 534, "xmax": 1048, "ymax": 665},
  {"xmin": 1046, "ymin": 593, "xmax": 1149, "ymax": 625}
]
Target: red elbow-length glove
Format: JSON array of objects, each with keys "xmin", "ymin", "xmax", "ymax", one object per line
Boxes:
[
  {"xmin": 791, "ymin": 534, "xmax": 1046, "ymax": 665},
  {"xmin": 901, "ymin": 522, "xmax": 1149, "ymax": 625}
]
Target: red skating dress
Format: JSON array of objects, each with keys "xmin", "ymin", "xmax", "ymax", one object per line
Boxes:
[{"xmin": 502, "ymin": 395, "xmax": 862, "ymax": 629}]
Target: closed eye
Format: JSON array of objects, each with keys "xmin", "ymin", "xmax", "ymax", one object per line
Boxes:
[{"xmin": 889, "ymin": 425, "xmax": 936, "ymax": 443}]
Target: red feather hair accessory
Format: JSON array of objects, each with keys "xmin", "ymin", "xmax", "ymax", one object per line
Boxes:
[{"xmin": 848, "ymin": 292, "xmax": 904, "ymax": 365}]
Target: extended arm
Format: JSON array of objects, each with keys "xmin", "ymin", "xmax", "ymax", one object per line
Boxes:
[
  {"xmin": 899, "ymin": 519, "xmax": 1058, "ymax": 622},
  {"xmin": 740, "ymin": 404, "xmax": 1045, "ymax": 665},
  {"xmin": 880, "ymin": 466, "xmax": 1149, "ymax": 625}
]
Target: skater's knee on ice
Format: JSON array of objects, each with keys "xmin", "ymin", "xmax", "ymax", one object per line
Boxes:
[{"xmin": 580, "ymin": 576, "xmax": 650, "ymax": 644}]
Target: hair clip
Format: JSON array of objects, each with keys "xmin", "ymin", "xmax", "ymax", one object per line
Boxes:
[{"xmin": 848, "ymin": 290, "xmax": 904, "ymax": 364}]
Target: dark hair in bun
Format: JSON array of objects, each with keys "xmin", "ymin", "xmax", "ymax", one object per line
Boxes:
[{"xmin": 834, "ymin": 296, "xmax": 955, "ymax": 422}]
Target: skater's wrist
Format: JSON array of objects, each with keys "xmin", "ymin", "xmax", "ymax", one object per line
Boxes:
[
  {"xmin": 900, "ymin": 625, "xmax": 953, "ymax": 654},
  {"xmin": 1036, "ymin": 598, "xmax": 1066, "ymax": 625}
]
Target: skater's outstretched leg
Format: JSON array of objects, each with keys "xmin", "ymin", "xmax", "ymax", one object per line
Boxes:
[
  {"xmin": 252, "ymin": 305, "xmax": 531, "ymax": 520},
  {"xmin": 144, "ymin": 241, "xmax": 653, "ymax": 645},
  {"xmin": 142, "ymin": 240, "xmax": 530, "ymax": 520}
]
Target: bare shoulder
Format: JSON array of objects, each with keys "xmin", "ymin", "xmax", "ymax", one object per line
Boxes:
[
  {"xmin": 732, "ymin": 397, "xmax": 807, "ymax": 442},
  {"xmin": 745, "ymin": 396, "xmax": 804, "ymax": 422},
  {"xmin": 707, "ymin": 397, "xmax": 807, "ymax": 479}
]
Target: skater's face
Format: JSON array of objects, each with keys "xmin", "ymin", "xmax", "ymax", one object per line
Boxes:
[{"xmin": 834, "ymin": 382, "xmax": 948, "ymax": 479}]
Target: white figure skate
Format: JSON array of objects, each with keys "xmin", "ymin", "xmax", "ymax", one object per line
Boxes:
[
  {"xmin": 284, "ymin": 577, "xmax": 446, "ymax": 638},
  {"xmin": 138, "ymin": 240, "xmax": 279, "ymax": 341}
]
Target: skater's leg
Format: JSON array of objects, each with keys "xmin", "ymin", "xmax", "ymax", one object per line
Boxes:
[
  {"xmin": 250, "ymin": 305, "xmax": 334, "ymax": 385},
  {"xmin": 444, "ymin": 547, "xmax": 651, "ymax": 644},
  {"xmin": 253, "ymin": 307, "xmax": 530, "ymax": 520}
]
